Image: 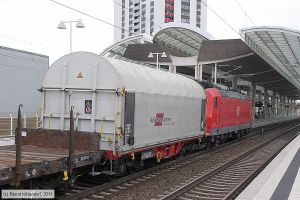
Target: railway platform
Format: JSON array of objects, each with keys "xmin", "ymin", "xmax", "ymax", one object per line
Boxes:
[
  {"xmin": 237, "ymin": 133, "xmax": 300, "ymax": 200},
  {"xmin": 252, "ymin": 116, "xmax": 300, "ymax": 129}
]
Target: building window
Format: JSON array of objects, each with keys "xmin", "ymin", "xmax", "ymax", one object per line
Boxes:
[
  {"xmin": 196, "ymin": 0, "xmax": 201, "ymax": 28},
  {"xmin": 150, "ymin": 28, "xmax": 154, "ymax": 35},
  {"xmin": 122, "ymin": 0, "xmax": 126, "ymax": 36},
  {"xmin": 165, "ymin": 0, "xmax": 174, "ymax": 23},
  {"xmin": 181, "ymin": 0, "xmax": 190, "ymax": 23},
  {"xmin": 150, "ymin": 0, "xmax": 155, "ymax": 34},
  {"xmin": 181, "ymin": 18, "xmax": 190, "ymax": 23},
  {"xmin": 141, "ymin": 3, "xmax": 146, "ymax": 33},
  {"xmin": 214, "ymin": 97, "xmax": 218, "ymax": 107}
]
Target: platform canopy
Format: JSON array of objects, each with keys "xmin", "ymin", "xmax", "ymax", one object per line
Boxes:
[
  {"xmin": 101, "ymin": 26, "xmax": 210, "ymax": 61},
  {"xmin": 153, "ymin": 26, "xmax": 210, "ymax": 57},
  {"xmin": 240, "ymin": 27, "xmax": 300, "ymax": 91},
  {"xmin": 198, "ymin": 39, "xmax": 300, "ymax": 98}
]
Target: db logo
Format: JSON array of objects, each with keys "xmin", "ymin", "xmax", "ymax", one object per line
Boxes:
[
  {"xmin": 150, "ymin": 113, "xmax": 164, "ymax": 126},
  {"xmin": 150, "ymin": 113, "xmax": 172, "ymax": 126},
  {"xmin": 154, "ymin": 113, "xmax": 164, "ymax": 126}
]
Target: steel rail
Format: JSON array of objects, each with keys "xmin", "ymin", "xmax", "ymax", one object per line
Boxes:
[
  {"xmin": 160, "ymin": 124, "xmax": 300, "ymax": 200},
  {"xmin": 57, "ymin": 120, "xmax": 298, "ymax": 200}
]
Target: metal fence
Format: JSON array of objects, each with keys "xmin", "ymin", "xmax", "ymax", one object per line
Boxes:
[{"xmin": 0, "ymin": 114, "xmax": 39, "ymax": 136}]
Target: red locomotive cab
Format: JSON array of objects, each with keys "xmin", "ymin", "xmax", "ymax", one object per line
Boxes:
[{"xmin": 205, "ymin": 88, "xmax": 222, "ymax": 136}]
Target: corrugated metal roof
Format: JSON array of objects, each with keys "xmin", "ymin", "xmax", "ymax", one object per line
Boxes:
[
  {"xmin": 44, "ymin": 52, "xmax": 205, "ymax": 99},
  {"xmin": 104, "ymin": 57, "xmax": 205, "ymax": 98}
]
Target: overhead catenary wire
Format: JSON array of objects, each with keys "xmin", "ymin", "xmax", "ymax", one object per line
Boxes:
[
  {"xmin": 50, "ymin": 0, "xmax": 128, "ymax": 32},
  {"xmin": 50, "ymin": 0, "xmax": 246, "ymax": 40},
  {"xmin": 50, "ymin": 0, "xmax": 205, "ymax": 48},
  {"xmin": 51, "ymin": 0, "xmax": 167, "ymax": 40},
  {"xmin": 108, "ymin": 0, "xmax": 242, "ymax": 38},
  {"xmin": 0, "ymin": 33, "xmax": 65, "ymax": 53},
  {"xmin": 234, "ymin": 0, "xmax": 256, "ymax": 26},
  {"xmin": 50, "ymin": 0, "xmax": 242, "ymax": 47},
  {"xmin": 201, "ymin": 0, "xmax": 240, "ymax": 36}
]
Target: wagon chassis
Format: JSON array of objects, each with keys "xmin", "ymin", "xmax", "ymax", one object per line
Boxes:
[{"xmin": 0, "ymin": 106, "xmax": 100, "ymax": 188}]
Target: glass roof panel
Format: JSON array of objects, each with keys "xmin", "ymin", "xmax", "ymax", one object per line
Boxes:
[
  {"xmin": 100, "ymin": 34, "xmax": 152, "ymax": 61},
  {"xmin": 153, "ymin": 27, "xmax": 208, "ymax": 56},
  {"xmin": 241, "ymin": 26, "xmax": 300, "ymax": 90}
]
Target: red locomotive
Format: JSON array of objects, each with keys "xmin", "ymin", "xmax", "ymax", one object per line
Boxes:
[{"xmin": 205, "ymin": 87, "xmax": 253, "ymax": 144}]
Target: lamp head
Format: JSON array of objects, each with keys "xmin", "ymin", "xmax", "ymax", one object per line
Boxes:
[
  {"xmin": 76, "ymin": 19, "xmax": 85, "ymax": 28},
  {"xmin": 161, "ymin": 52, "xmax": 167, "ymax": 58},
  {"xmin": 148, "ymin": 52, "xmax": 154, "ymax": 58},
  {"xmin": 57, "ymin": 21, "xmax": 66, "ymax": 29}
]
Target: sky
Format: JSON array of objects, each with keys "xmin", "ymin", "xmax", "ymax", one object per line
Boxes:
[{"xmin": 0, "ymin": 0, "xmax": 299, "ymax": 65}]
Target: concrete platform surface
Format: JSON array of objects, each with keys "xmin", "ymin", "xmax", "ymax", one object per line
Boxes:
[
  {"xmin": 252, "ymin": 116, "xmax": 300, "ymax": 128},
  {"xmin": 236, "ymin": 134, "xmax": 300, "ymax": 200}
]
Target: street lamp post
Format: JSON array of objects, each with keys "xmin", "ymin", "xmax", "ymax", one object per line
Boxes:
[
  {"xmin": 57, "ymin": 19, "xmax": 85, "ymax": 53},
  {"xmin": 148, "ymin": 52, "xmax": 167, "ymax": 69}
]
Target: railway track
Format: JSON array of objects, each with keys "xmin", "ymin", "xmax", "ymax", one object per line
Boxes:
[
  {"xmin": 159, "ymin": 124, "xmax": 300, "ymax": 200},
  {"xmin": 56, "ymin": 121, "xmax": 300, "ymax": 200}
]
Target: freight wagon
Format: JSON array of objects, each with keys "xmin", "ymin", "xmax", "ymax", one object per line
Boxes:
[{"xmin": 0, "ymin": 52, "xmax": 207, "ymax": 187}]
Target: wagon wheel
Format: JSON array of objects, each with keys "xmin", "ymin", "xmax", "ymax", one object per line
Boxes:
[{"xmin": 115, "ymin": 159, "xmax": 127, "ymax": 177}]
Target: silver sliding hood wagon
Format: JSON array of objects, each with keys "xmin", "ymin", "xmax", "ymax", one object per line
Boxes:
[{"xmin": 41, "ymin": 52, "xmax": 206, "ymax": 155}]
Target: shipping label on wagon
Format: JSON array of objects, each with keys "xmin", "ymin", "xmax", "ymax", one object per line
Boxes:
[
  {"xmin": 150, "ymin": 113, "xmax": 174, "ymax": 126},
  {"xmin": 85, "ymin": 100, "xmax": 92, "ymax": 114}
]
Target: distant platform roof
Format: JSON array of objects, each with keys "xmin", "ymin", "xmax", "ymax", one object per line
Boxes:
[
  {"xmin": 198, "ymin": 39, "xmax": 300, "ymax": 98},
  {"xmin": 153, "ymin": 26, "xmax": 209, "ymax": 56},
  {"xmin": 240, "ymin": 26, "xmax": 300, "ymax": 91},
  {"xmin": 100, "ymin": 27, "xmax": 209, "ymax": 60},
  {"xmin": 100, "ymin": 34, "xmax": 152, "ymax": 60}
]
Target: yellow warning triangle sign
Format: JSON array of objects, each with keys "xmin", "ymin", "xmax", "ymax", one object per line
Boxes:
[{"xmin": 77, "ymin": 72, "xmax": 83, "ymax": 79}]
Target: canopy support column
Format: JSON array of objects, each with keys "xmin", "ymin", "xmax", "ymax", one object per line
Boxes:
[
  {"xmin": 251, "ymin": 82, "xmax": 256, "ymax": 119},
  {"xmin": 214, "ymin": 63, "xmax": 217, "ymax": 84}
]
